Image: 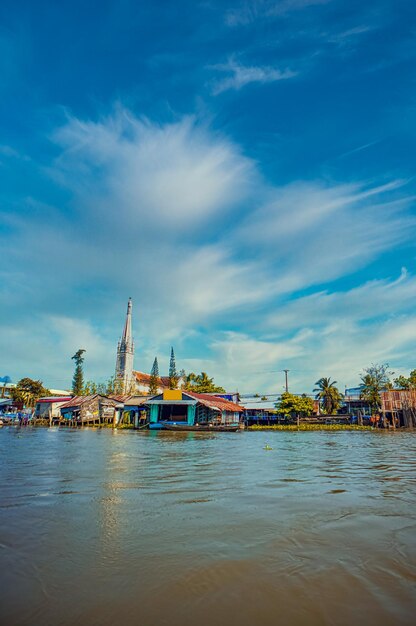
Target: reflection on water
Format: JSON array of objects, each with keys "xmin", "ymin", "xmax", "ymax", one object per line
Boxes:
[{"xmin": 0, "ymin": 428, "xmax": 415, "ymax": 625}]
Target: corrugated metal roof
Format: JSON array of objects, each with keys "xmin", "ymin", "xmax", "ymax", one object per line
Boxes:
[
  {"xmin": 124, "ymin": 396, "xmax": 149, "ymax": 406},
  {"xmin": 60, "ymin": 395, "xmax": 96, "ymax": 408},
  {"xmin": 381, "ymin": 389, "xmax": 416, "ymax": 410},
  {"xmin": 185, "ymin": 391, "xmax": 244, "ymax": 412},
  {"xmin": 108, "ymin": 394, "xmax": 134, "ymax": 403},
  {"xmin": 60, "ymin": 394, "xmax": 117, "ymax": 409}
]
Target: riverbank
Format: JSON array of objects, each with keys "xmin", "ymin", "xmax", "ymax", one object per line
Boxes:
[{"xmin": 248, "ymin": 424, "xmax": 373, "ymax": 431}]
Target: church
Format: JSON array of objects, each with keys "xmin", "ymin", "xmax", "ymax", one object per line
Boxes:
[{"xmin": 114, "ymin": 298, "xmax": 184, "ymax": 394}]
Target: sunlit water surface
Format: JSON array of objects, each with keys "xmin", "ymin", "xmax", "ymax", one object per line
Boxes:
[{"xmin": 0, "ymin": 427, "xmax": 415, "ymax": 626}]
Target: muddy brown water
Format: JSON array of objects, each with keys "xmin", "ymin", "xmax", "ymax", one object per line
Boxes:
[{"xmin": 0, "ymin": 427, "xmax": 415, "ymax": 626}]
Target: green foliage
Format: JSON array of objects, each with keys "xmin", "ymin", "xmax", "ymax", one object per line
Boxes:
[
  {"xmin": 149, "ymin": 357, "xmax": 159, "ymax": 395},
  {"xmin": 360, "ymin": 363, "xmax": 393, "ymax": 413},
  {"xmin": 10, "ymin": 377, "xmax": 51, "ymax": 407},
  {"xmin": 275, "ymin": 392, "xmax": 315, "ymax": 417},
  {"xmin": 82, "ymin": 376, "xmax": 124, "ymax": 396},
  {"xmin": 313, "ymin": 377, "xmax": 343, "ymax": 414},
  {"xmin": 169, "ymin": 347, "xmax": 179, "ymax": 390},
  {"xmin": 82, "ymin": 380, "xmax": 97, "ymax": 395},
  {"xmin": 71, "ymin": 349, "xmax": 86, "ymax": 395},
  {"xmin": 184, "ymin": 371, "xmax": 226, "ymax": 393},
  {"xmin": 394, "ymin": 369, "xmax": 416, "ymax": 390}
]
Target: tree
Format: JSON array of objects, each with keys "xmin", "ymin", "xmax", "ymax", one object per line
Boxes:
[
  {"xmin": 10, "ymin": 378, "xmax": 50, "ymax": 407},
  {"xmin": 360, "ymin": 363, "xmax": 393, "ymax": 414},
  {"xmin": 394, "ymin": 369, "xmax": 416, "ymax": 390},
  {"xmin": 169, "ymin": 347, "xmax": 179, "ymax": 390},
  {"xmin": 313, "ymin": 377, "xmax": 343, "ymax": 414},
  {"xmin": 149, "ymin": 357, "xmax": 159, "ymax": 395},
  {"xmin": 184, "ymin": 371, "xmax": 226, "ymax": 393},
  {"xmin": 72, "ymin": 349, "xmax": 86, "ymax": 396},
  {"xmin": 275, "ymin": 392, "xmax": 314, "ymax": 418}
]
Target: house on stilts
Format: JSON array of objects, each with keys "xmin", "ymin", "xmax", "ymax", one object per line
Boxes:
[
  {"xmin": 145, "ymin": 389, "xmax": 243, "ymax": 429},
  {"xmin": 59, "ymin": 395, "xmax": 119, "ymax": 427}
]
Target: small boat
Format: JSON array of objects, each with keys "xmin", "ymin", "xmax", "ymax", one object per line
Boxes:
[{"xmin": 162, "ymin": 423, "xmax": 240, "ymax": 432}]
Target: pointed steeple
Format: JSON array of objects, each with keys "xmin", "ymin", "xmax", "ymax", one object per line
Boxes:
[
  {"xmin": 115, "ymin": 298, "xmax": 135, "ymax": 392},
  {"xmin": 122, "ymin": 297, "xmax": 133, "ymax": 345}
]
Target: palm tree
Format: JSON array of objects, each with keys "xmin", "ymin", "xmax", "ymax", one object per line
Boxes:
[
  {"xmin": 314, "ymin": 377, "xmax": 343, "ymax": 415},
  {"xmin": 184, "ymin": 371, "xmax": 225, "ymax": 393}
]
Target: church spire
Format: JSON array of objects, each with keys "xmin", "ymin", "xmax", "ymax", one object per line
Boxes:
[
  {"xmin": 115, "ymin": 298, "xmax": 135, "ymax": 392},
  {"xmin": 122, "ymin": 297, "xmax": 133, "ymax": 345}
]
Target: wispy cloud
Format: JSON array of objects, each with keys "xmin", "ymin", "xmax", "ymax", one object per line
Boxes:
[
  {"xmin": 211, "ymin": 57, "xmax": 296, "ymax": 94},
  {"xmin": 266, "ymin": 269, "xmax": 416, "ymax": 331},
  {"xmin": 226, "ymin": 0, "xmax": 331, "ymax": 27},
  {"xmin": 333, "ymin": 139, "xmax": 382, "ymax": 161},
  {"xmin": 210, "ymin": 271, "xmax": 416, "ymax": 393},
  {"xmin": 1, "ymin": 108, "xmax": 415, "ymax": 391},
  {"xmin": 328, "ymin": 25, "xmax": 373, "ymax": 45}
]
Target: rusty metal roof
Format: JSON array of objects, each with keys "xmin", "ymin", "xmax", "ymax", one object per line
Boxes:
[
  {"xmin": 60, "ymin": 395, "xmax": 118, "ymax": 409},
  {"xmin": 185, "ymin": 391, "xmax": 244, "ymax": 412},
  {"xmin": 381, "ymin": 389, "xmax": 416, "ymax": 410}
]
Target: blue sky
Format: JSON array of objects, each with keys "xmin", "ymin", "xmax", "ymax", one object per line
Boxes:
[{"xmin": 1, "ymin": 0, "xmax": 415, "ymax": 393}]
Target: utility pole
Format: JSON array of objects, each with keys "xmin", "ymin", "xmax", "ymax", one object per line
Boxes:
[{"xmin": 283, "ymin": 369, "xmax": 289, "ymax": 393}]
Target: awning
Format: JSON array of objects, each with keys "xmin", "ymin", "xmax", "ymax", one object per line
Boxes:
[{"xmin": 145, "ymin": 400, "xmax": 197, "ymax": 406}]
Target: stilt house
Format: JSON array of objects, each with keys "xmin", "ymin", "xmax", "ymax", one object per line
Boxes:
[
  {"xmin": 145, "ymin": 390, "xmax": 243, "ymax": 429},
  {"xmin": 60, "ymin": 395, "xmax": 119, "ymax": 426}
]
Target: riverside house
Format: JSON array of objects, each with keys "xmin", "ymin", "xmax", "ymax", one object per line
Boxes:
[
  {"xmin": 146, "ymin": 389, "xmax": 243, "ymax": 429},
  {"xmin": 60, "ymin": 395, "xmax": 119, "ymax": 426},
  {"xmin": 34, "ymin": 396, "xmax": 72, "ymax": 424}
]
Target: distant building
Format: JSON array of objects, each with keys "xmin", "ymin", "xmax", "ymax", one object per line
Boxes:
[
  {"xmin": 132, "ymin": 371, "xmax": 186, "ymax": 395},
  {"xmin": 342, "ymin": 386, "xmax": 371, "ymax": 417},
  {"xmin": 60, "ymin": 395, "xmax": 119, "ymax": 426},
  {"xmin": 34, "ymin": 396, "xmax": 72, "ymax": 424},
  {"xmin": 0, "ymin": 383, "xmax": 70, "ymax": 399},
  {"xmin": 115, "ymin": 298, "xmax": 134, "ymax": 392}
]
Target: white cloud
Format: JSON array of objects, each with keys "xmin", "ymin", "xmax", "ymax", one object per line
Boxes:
[
  {"xmin": 235, "ymin": 180, "xmax": 415, "ymax": 295},
  {"xmin": 1, "ymin": 108, "xmax": 415, "ymax": 392},
  {"xmin": 211, "ymin": 58, "xmax": 296, "ymax": 95},
  {"xmin": 267, "ymin": 269, "xmax": 416, "ymax": 330},
  {"xmin": 209, "ymin": 309, "xmax": 416, "ymax": 394},
  {"xmin": 0, "ymin": 315, "xmax": 114, "ymax": 389},
  {"xmin": 51, "ymin": 112, "xmax": 256, "ymax": 230}
]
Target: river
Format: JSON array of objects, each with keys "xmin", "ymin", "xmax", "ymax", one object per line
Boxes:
[{"xmin": 0, "ymin": 427, "xmax": 415, "ymax": 626}]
